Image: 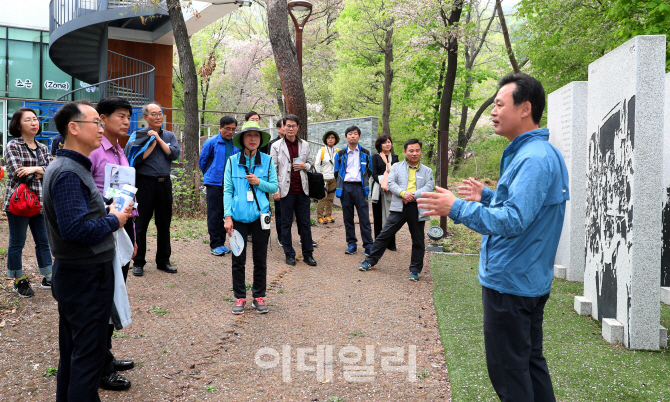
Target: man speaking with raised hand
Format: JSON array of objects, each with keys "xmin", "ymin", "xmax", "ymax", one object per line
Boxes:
[{"xmin": 417, "ymin": 73, "xmax": 569, "ymax": 401}]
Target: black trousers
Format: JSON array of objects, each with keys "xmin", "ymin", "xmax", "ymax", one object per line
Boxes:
[
  {"xmin": 274, "ymin": 199, "xmax": 282, "ymax": 243},
  {"xmin": 482, "ymin": 286, "xmax": 555, "ymax": 402},
  {"xmin": 206, "ymin": 185, "xmax": 226, "ymax": 248},
  {"xmin": 372, "ymin": 198, "xmax": 396, "ymax": 250},
  {"xmin": 341, "ymin": 182, "xmax": 373, "ymax": 249},
  {"xmin": 134, "ymin": 175, "xmax": 172, "ymax": 267},
  {"xmin": 231, "ymin": 219, "xmax": 269, "ymax": 299},
  {"xmin": 103, "ymin": 221, "xmax": 135, "ymax": 377},
  {"xmin": 280, "ymin": 193, "xmax": 313, "ymax": 258},
  {"xmin": 365, "ymin": 202, "xmax": 425, "ymax": 272},
  {"xmin": 52, "ymin": 259, "xmax": 114, "ymax": 402},
  {"xmin": 274, "ymin": 199, "xmax": 301, "ymax": 244}
]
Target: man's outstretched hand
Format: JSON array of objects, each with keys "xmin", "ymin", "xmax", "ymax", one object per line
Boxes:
[
  {"xmin": 417, "ymin": 186, "xmax": 457, "ymax": 217},
  {"xmin": 458, "ymin": 177, "xmax": 485, "ymax": 202}
]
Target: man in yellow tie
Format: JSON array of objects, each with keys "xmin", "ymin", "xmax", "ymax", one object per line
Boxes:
[{"xmin": 359, "ymin": 139, "xmax": 434, "ymax": 281}]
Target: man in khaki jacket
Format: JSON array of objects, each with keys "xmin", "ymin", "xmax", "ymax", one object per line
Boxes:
[{"xmin": 270, "ymin": 114, "xmax": 317, "ymax": 267}]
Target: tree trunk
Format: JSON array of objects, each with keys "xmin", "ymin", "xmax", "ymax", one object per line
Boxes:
[
  {"xmin": 436, "ymin": 1, "xmax": 464, "ymax": 231},
  {"xmin": 267, "ymin": 0, "xmax": 308, "ymax": 140},
  {"xmin": 276, "ymin": 89, "xmax": 285, "ymax": 115},
  {"xmin": 166, "ymin": 0, "xmax": 199, "ymax": 178},
  {"xmin": 452, "ymin": 75, "xmax": 472, "ymax": 173},
  {"xmin": 432, "ymin": 60, "xmax": 446, "ymax": 130},
  {"xmin": 496, "ymin": 0, "xmax": 520, "ymax": 74},
  {"xmin": 381, "ymin": 23, "xmax": 394, "ymax": 137}
]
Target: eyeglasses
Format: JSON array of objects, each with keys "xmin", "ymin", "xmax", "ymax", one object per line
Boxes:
[
  {"xmin": 149, "ymin": 112, "xmax": 164, "ymax": 117},
  {"xmin": 22, "ymin": 118, "xmax": 40, "ymax": 123},
  {"xmin": 74, "ymin": 120, "xmax": 105, "ymax": 130},
  {"xmin": 222, "ymin": 126, "xmax": 236, "ymax": 132},
  {"xmin": 285, "ymin": 124, "xmax": 297, "ymax": 130}
]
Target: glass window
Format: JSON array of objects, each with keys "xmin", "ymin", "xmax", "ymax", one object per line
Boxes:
[
  {"xmin": 0, "ymin": 27, "xmax": 7, "ymax": 39},
  {"xmin": 0, "ymin": 40, "xmax": 6, "ymax": 96},
  {"xmin": 42, "ymin": 32, "xmax": 49, "ymax": 43},
  {"xmin": 73, "ymin": 79, "xmax": 100, "ymax": 103},
  {"xmin": 7, "ymin": 40, "xmax": 40, "ymax": 99},
  {"xmin": 7, "ymin": 100, "xmax": 23, "ymax": 138},
  {"xmin": 8, "ymin": 28, "xmax": 41, "ymax": 42},
  {"xmin": 42, "ymin": 45, "xmax": 73, "ymax": 101}
]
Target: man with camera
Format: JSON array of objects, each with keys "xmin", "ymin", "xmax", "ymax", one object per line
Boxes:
[{"xmin": 223, "ymin": 121, "xmax": 278, "ymax": 314}]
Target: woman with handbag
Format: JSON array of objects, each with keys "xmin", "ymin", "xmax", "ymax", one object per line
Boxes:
[
  {"xmin": 3, "ymin": 107, "xmax": 54, "ymax": 297},
  {"xmin": 371, "ymin": 135, "xmax": 399, "ymax": 251}
]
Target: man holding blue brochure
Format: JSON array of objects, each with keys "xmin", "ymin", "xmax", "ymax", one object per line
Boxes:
[{"xmin": 124, "ymin": 103, "xmax": 179, "ymax": 277}]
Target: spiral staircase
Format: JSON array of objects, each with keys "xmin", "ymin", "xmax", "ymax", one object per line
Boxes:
[{"xmin": 48, "ymin": 0, "xmax": 166, "ymax": 106}]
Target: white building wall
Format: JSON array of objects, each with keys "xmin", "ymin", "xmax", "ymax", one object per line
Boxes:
[{"xmin": 0, "ymin": 0, "xmax": 50, "ymax": 30}]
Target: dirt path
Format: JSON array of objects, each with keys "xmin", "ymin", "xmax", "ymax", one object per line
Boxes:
[{"xmin": 0, "ymin": 210, "xmax": 450, "ymax": 401}]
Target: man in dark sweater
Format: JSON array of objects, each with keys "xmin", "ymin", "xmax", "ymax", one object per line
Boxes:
[{"xmin": 44, "ymin": 100, "xmax": 132, "ymax": 402}]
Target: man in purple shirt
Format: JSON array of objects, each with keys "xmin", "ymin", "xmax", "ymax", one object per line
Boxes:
[{"xmin": 89, "ymin": 97, "xmax": 137, "ymax": 391}]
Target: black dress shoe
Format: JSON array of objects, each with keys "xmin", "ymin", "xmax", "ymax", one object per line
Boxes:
[
  {"xmin": 285, "ymin": 257, "xmax": 296, "ymax": 266},
  {"xmin": 113, "ymin": 359, "xmax": 134, "ymax": 372},
  {"xmin": 100, "ymin": 372, "xmax": 131, "ymax": 391},
  {"xmin": 157, "ymin": 263, "xmax": 177, "ymax": 274},
  {"xmin": 303, "ymin": 254, "xmax": 317, "ymax": 266},
  {"xmin": 132, "ymin": 266, "xmax": 144, "ymax": 276}
]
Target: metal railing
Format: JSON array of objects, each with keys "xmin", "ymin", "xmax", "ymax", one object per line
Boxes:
[
  {"xmin": 56, "ymin": 51, "xmax": 155, "ymax": 106},
  {"xmin": 50, "ymin": 0, "xmax": 164, "ymax": 32}
]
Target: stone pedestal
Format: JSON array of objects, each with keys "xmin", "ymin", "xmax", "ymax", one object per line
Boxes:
[
  {"xmin": 574, "ymin": 296, "xmax": 592, "ymax": 316},
  {"xmin": 548, "ymin": 81, "xmax": 588, "ymax": 282},
  {"xmin": 602, "ymin": 318, "xmax": 624, "ymax": 345},
  {"xmin": 553, "ymin": 265, "xmax": 566, "ymax": 279},
  {"xmin": 582, "ymin": 35, "xmax": 666, "ymax": 350}
]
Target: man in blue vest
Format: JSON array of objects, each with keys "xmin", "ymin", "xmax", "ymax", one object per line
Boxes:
[
  {"xmin": 334, "ymin": 126, "xmax": 373, "ymax": 256},
  {"xmin": 199, "ymin": 116, "xmax": 239, "ymax": 255}
]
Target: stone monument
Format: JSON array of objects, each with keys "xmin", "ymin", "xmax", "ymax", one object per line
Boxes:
[
  {"xmin": 575, "ymin": 35, "xmax": 667, "ymax": 350},
  {"xmin": 662, "ymin": 72, "xmax": 670, "ymax": 306},
  {"xmin": 548, "ymin": 81, "xmax": 588, "ymax": 282}
]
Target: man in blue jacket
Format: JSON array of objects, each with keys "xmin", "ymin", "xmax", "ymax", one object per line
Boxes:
[
  {"xmin": 223, "ymin": 121, "xmax": 278, "ymax": 314},
  {"xmin": 418, "ymin": 73, "xmax": 568, "ymax": 402},
  {"xmin": 334, "ymin": 126, "xmax": 373, "ymax": 255},
  {"xmin": 199, "ymin": 116, "xmax": 239, "ymax": 255}
]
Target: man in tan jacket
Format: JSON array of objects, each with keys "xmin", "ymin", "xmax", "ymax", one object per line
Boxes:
[{"xmin": 270, "ymin": 114, "xmax": 317, "ymax": 267}]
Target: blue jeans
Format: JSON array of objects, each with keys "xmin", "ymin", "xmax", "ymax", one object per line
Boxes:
[{"xmin": 6, "ymin": 211, "xmax": 53, "ymax": 278}]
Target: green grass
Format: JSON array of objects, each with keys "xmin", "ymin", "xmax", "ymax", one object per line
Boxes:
[
  {"xmin": 150, "ymin": 306, "xmax": 169, "ymax": 316},
  {"xmin": 441, "ymin": 224, "xmax": 482, "ymax": 254},
  {"xmin": 147, "ymin": 217, "xmax": 208, "ymax": 241},
  {"xmin": 431, "ymin": 254, "xmax": 670, "ymax": 401},
  {"xmin": 43, "ymin": 367, "xmax": 57, "ymax": 377}
]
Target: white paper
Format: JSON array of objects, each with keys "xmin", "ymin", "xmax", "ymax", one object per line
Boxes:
[
  {"xmin": 230, "ymin": 229, "xmax": 245, "ymax": 257},
  {"xmin": 104, "ymin": 164, "xmax": 136, "ymax": 194}
]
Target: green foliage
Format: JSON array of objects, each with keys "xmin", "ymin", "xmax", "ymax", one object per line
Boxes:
[
  {"xmin": 150, "ymin": 306, "xmax": 169, "ymax": 316},
  {"xmin": 432, "ymin": 254, "xmax": 670, "ymax": 401},
  {"xmin": 609, "ymin": 0, "xmax": 670, "ymax": 67},
  {"xmin": 451, "ymin": 135, "xmax": 508, "ymax": 180},
  {"xmin": 43, "ymin": 367, "xmax": 58, "ymax": 377},
  {"xmin": 171, "ymin": 168, "xmax": 207, "ymax": 218}
]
